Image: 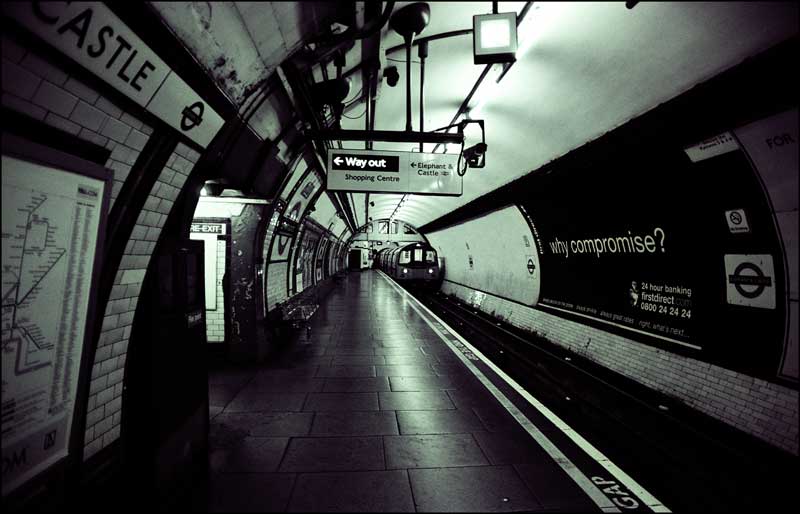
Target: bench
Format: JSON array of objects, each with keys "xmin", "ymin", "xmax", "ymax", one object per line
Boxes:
[{"xmin": 278, "ymin": 290, "xmax": 319, "ymax": 340}]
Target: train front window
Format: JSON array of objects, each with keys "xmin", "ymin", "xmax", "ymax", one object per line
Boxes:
[
  {"xmin": 425, "ymin": 251, "xmax": 435, "ymax": 263},
  {"xmin": 399, "ymin": 251, "xmax": 411, "ymax": 264},
  {"xmin": 414, "ymin": 249, "xmax": 423, "ymax": 262}
]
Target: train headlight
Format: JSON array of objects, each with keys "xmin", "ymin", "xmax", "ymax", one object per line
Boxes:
[
  {"xmin": 402, "ymin": 268, "xmax": 408, "ymax": 274},
  {"xmin": 428, "ymin": 268, "xmax": 434, "ymax": 274}
]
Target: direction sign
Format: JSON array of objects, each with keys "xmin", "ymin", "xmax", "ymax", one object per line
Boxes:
[
  {"xmin": 331, "ymin": 154, "xmax": 400, "ymax": 172},
  {"xmin": 326, "ymin": 149, "xmax": 462, "ymax": 195}
]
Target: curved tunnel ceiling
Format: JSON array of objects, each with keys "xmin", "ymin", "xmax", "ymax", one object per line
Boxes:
[
  {"xmin": 340, "ymin": 1, "xmax": 798, "ymax": 230},
  {"xmin": 152, "ymin": 2, "xmax": 798, "ymax": 233}
]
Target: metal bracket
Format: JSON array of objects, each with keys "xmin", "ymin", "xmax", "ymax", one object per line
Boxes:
[{"xmin": 308, "ymin": 128, "xmax": 464, "ymax": 145}]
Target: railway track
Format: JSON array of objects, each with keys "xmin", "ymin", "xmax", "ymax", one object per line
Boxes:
[{"xmin": 407, "ymin": 287, "xmax": 797, "ymax": 513}]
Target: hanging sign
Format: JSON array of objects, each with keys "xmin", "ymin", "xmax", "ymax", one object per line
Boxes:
[{"xmin": 326, "ymin": 149, "xmax": 462, "ymax": 195}]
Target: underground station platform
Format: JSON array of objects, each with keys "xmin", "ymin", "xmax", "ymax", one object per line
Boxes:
[{"xmin": 207, "ymin": 271, "xmax": 667, "ymax": 513}]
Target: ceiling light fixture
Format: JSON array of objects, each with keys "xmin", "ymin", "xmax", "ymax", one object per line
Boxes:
[
  {"xmin": 473, "ymin": 8, "xmax": 518, "ymax": 65},
  {"xmin": 468, "ymin": 2, "xmax": 551, "ymax": 116}
]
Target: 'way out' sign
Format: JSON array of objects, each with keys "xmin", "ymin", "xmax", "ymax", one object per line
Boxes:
[{"xmin": 326, "ymin": 149, "xmax": 463, "ymax": 196}]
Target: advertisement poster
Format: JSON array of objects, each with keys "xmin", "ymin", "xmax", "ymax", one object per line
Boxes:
[{"xmin": 520, "ymin": 133, "xmax": 786, "ymax": 375}]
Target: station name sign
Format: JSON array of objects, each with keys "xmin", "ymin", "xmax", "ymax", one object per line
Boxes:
[
  {"xmin": 326, "ymin": 149, "xmax": 463, "ymax": 196},
  {"xmin": 2, "ymin": 2, "xmax": 223, "ymax": 148}
]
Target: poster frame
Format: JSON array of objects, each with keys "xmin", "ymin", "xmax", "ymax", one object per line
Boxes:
[{"xmin": 1, "ymin": 133, "xmax": 112, "ymax": 499}]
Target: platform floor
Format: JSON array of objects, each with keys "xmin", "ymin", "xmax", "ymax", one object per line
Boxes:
[{"xmin": 207, "ymin": 271, "xmax": 601, "ymax": 512}]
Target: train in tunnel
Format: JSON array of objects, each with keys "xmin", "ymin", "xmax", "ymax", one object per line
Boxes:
[
  {"xmin": 375, "ymin": 242, "xmax": 442, "ymax": 286},
  {"xmin": 0, "ymin": 1, "xmax": 797, "ymax": 513}
]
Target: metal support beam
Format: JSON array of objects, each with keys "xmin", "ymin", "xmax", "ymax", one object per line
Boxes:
[{"xmin": 309, "ymin": 129, "xmax": 464, "ymax": 145}]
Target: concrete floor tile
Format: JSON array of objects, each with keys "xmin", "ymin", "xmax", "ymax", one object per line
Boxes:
[
  {"xmin": 208, "ymin": 472, "xmax": 296, "ymax": 512},
  {"xmin": 389, "ymin": 375, "xmax": 465, "ymax": 391},
  {"xmin": 209, "ymin": 384, "xmax": 241, "ymax": 407},
  {"xmin": 373, "ymin": 347, "xmax": 424, "ymax": 356},
  {"xmin": 208, "ymin": 368, "xmax": 256, "ymax": 386},
  {"xmin": 311, "ymin": 410, "xmax": 399, "ymax": 436},
  {"xmin": 213, "ymin": 411, "xmax": 314, "ymax": 437},
  {"xmin": 397, "ymin": 409, "xmax": 486, "ymax": 435},
  {"xmin": 472, "ymin": 430, "xmax": 554, "ymax": 465},
  {"xmin": 315, "ymin": 365, "xmax": 377, "ymax": 378},
  {"xmin": 225, "ymin": 392, "xmax": 307, "ymax": 413},
  {"xmin": 432, "ymin": 363, "xmax": 469, "ymax": 376},
  {"xmin": 249, "ymin": 412, "xmax": 315, "ymax": 436},
  {"xmin": 328, "ymin": 347, "xmax": 377, "ymax": 355},
  {"xmin": 408, "ymin": 466, "xmax": 542, "ymax": 512},
  {"xmin": 246, "ymin": 376, "xmax": 325, "ymax": 393},
  {"xmin": 287, "ymin": 470, "xmax": 415, "ymax": 512},
  {"xmin": 383, "ymin": 354, "xmax": 436, "ymax": 365},
  {"xmin": 215, "ymin": 437, "xmax": 289, "ymax": 473},
  {"xmin": 279, "ymin": 436, "xmax": 385, "ymax": 472},
  {"xmin": 376, "ymin": 365, "xmax": 437, "ymax": 377},
  {"xmin": 514, "ymin": 463, "xmax": 599, "ymax": 511},
  {"xmin": 384, "ymin": 434, "xmax": 489, "ymax": 469},
  {"xmin": 331, "ymin": 355, "xmax": 387, "ymax": 365},
  {"xmin": 303, "ymin": 392, "xmax": 379, "ymax": 411},
  {"xmin": 322, "ymin": 377, "xmax": 392, "ymax": 392},
  {"xmin": 379, "ymin": 391, "xmax": 455, "ymax": 410}
]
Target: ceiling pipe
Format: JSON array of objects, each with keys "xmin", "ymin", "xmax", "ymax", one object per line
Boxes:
[
  {"xmin": 368, "ymin": 67, "xmax": 379, "ymax": 146},
  {"xmin": 389, "ymin": 3, "xmax": 431, "ymax": 133},
  {"xmin": 405, "ymin": 35, "xmax": 413, "ymax": 131},
  {"xmin": 365, "ymin": 69, "xmax": 372, "ymax": 150},
  {"xmin": 308, "ymin": 128, "xmax": 462, "ymax": 144},
  {"xmin": 418, "ymin": 40, "xmax": 428, "ymax": 152},
  {"xmin": 342, "ymin": 28, "xmax": 473, "ymax": 85}
]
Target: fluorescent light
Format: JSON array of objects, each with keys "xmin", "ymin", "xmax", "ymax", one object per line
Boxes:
[
  {"xmin": 480, "ymin": 19, "xmax": 512, "ymax": 48},
  {"xmin": 473, "ymin": 12, "xmax": 518, "ymax": 65}
]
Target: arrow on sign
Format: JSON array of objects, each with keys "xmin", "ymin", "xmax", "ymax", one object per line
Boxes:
[{"xmin": 334, "ymin": 156, "xmax": 343, "ymax": 165}]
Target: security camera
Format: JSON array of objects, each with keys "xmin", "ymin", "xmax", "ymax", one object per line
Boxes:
[
  {"xmin": 462, "ymin": 142, "xmax": 487, "ymax": 168},
  {"xmin": 384, "ymin": 66, "xmax": 399, "ymax": 87}
]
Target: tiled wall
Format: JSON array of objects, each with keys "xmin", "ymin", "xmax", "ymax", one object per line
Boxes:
[
  {"xmin": 267, "ymin": 263, "xmax": 289, "ymax": 311},
  {"xmin": 1, "ymin": 36, "xmax": 152, "ymax": 208},
  {"xmin": 206, "ymin": 240, "xmax": 227, "ymax": 342},
  {"xmin": 83, "ymin": 142, "xmax": 200, "ymax": 460}
]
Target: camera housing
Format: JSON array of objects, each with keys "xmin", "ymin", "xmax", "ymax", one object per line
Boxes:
[
  {"xmin": 463, "ymin": 142, "xmax": 488, "ymax": 168},
  {"xmin": 384, "ymin": 66, "xmax": 400, "ymax": 87}
]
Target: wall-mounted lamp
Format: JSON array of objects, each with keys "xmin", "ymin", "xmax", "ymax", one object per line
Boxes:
[{"xmin": 473, "ymin": 11, "xmax": 517, "ymax": 65}]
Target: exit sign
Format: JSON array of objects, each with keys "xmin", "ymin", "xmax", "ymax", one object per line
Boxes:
[{"xmin": 326, "ymin": 149, "xmax": 463, "ymax": 196}]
